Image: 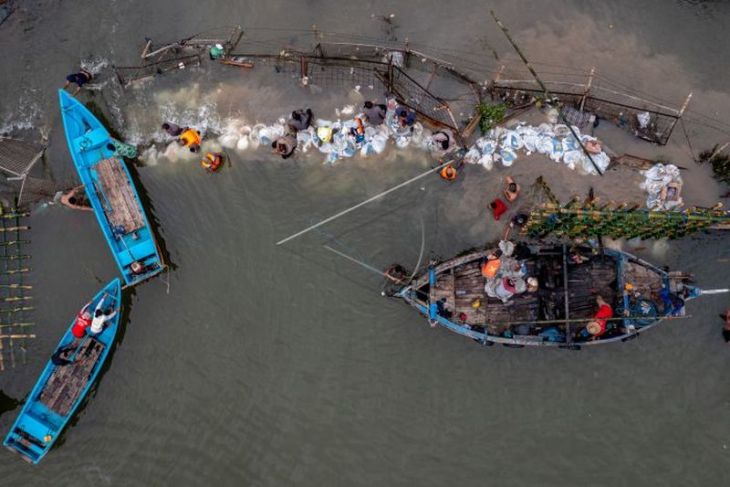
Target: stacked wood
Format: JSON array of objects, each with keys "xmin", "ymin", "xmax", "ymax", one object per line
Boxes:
[
  {"xmin": 39, "ymin": 338, "xmax": 105, "ymax": 416},
  {"xmin": 96, "ymin": 158, "xmax": 144, "ymax": 234}
]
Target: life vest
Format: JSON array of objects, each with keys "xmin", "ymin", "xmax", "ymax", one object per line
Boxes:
[
  {"xmin": 179, "ymin": 129, "xmax": 201, "ymax": 147},
  {"xmin": 481, "ymin": 259, "xmax": 501, "ymax": 278},
  {"xmin": 440, "ymin": 165, "xmax": 457, "ymax": 181},
  {"xmin": 71, "ymin": 312, "xmax": 92, "ymax": 339},
  {"xmin": 201, "ymin": 153, "xmax": 223, "ymax": 172}
]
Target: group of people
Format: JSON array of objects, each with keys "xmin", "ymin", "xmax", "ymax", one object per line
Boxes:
[
  {"xmin": 52, "ymin": 293, "xmax": 118, "ymax": 366},
  {"xmin": 272, "ymin": 108, "xmax": 314, "ymax": 159},
  {"xmin": 481, "ymin": 240, "xmax": 538, "ymax": 304},
  {"xmin": 489, "ymin": 176, "xmax": 521, "ymax": 221},
  {"xmin": 161, "ymin": 122, "xmax": 224, "ymax": 172},
  {"xmin": 267, "ymin": 99, "xmax": 455, "ymax": 163}
]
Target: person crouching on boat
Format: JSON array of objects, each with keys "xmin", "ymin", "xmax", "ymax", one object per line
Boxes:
[
  {"xmin": 201, "ymin": 152, "xmax": 224, "ymax": 173},
  {"xmin": 178, "ymin": 128, "xmax": 202, "ymax": 153},
  {"xmin": 71, "ymin": 302, "xmax": 94, "ymax": 341},
  {"xmin": 90, "ymin": 294, "xmax": 118, "ymax": 335},
  {"xmin": 71, "ymin": 294, "xmax": 116, "ymax": 341},
  {"xmin": 272, "ymin": 135, "xmax": 297, "ymax": 159},
  {"xmin": 63, "ymin": 68, "xmax": 93, "ymax": 96},
  {"xmin": 578, "ymin": 295, "xmax": 613, "ymax": 340}
]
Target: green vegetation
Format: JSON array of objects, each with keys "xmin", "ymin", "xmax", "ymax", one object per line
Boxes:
[{"xmin": 476, "ymin": 103, "xmax": 506, "ymax": 134}]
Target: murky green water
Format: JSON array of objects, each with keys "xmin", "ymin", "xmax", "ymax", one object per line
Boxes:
[{"xmin": 0, "ymin": 1, "xmax": 729, "ymax": 485}]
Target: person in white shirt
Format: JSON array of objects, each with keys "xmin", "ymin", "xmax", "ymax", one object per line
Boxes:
[{"xmin": 89, "ymin": 295, "xmax": 117, "ymax": 335}]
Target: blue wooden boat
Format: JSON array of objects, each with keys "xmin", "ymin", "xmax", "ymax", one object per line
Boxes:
[
  {"xmin": 394, "ymin": 244, "xmax": 718, "ymax": 349},
  {"xmin": 59, "ymin": 89, "xmax": 164, "ymax": 286},
  {"xmin": 3, "ymin": 279, "xmax": 122, "ymax": 463}
]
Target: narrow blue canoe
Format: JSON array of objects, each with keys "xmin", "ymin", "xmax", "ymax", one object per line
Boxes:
[
  {"xmin": 3, "ymin": 279, "xmax": 122, "ymax": 464},
  {"xmin": 59, "ymin": 90, "xmax": 164, "ymax": 286}
]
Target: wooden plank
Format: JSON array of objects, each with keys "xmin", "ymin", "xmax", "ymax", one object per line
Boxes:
[
  {"xmin": 39, "ymin": 338, "xmax": 105, "ymax": 416},
  {"xmin": 96, "ymin": 158, "xmax": 144, "ymax": 234}
]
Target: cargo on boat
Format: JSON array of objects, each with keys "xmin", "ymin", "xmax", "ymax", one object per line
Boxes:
[
  {"xmin": 3, "ymin": 279, "xmax": 121, "ymax": 463},
  {"xmin": 59, "ymin": 90, "xmax": 164, "ymax": 286},
  {"xmin": 395, "ymin": 244, "xmax": 706, "ymax": 348}
]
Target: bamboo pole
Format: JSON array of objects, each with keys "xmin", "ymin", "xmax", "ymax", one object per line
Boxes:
[
  {"xmin": 579, "ymin": 66, "xmax": 595, "ymax": 112},
  {"xmin": 276, "ymin": 158, "xmax": 455, "ymax": 246}
]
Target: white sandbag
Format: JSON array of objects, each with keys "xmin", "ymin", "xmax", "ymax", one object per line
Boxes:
[
  {"xmin": 562, "ymin": 134, "xmax": 581, "ymax": 152},
  {"xmin": 589, "ymin": 152, "xmax": 611, "ymax": 174},
  {"xmin": 563, "ymin": 150, "xmax": 585, "ymax": 170},
  {"xmin": 464, "ymin": 147, "xmax": 482, "ymax": 165},
  {"xmin": 477, "ymin": 154, "xmax": 494, "ymax": 170},
  {"xmin": 553, "ymin": 124, "xmax": 571, "ymax": 137},
  {"xmin": 395, "ymin": 135, "xmax": 411, "ymax": 149},
  {"xmin": 500, "ymin": 147, "xmax": 517, "ymax": 167},
  {"xmin": 536, "ymin": 135, "xmax": 554, "ymax": 155},
  {"xmin": 236, "ymin": 136, "xmax": 250, "ymax": 151},
  {"xmin": 476, "ymin": 137, "xmax": 497, "ymax": 156},
  {"xmin": 219, "ymin": 133, "xmax": 240, "ymax": 149},
  {"xmin": 500, "ymin": 130, "xmax": 523, "ymax": 151},
  {"xmin": 548, "ymin": 137, "xmax": 564, "ymax": 162}
]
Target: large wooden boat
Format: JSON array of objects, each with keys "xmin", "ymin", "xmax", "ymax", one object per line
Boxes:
[
  {"xmin": 395, "ymin": 244, "xmax": 705, "ymax": 348},
  {"xmin": 3, "ymin": 279, "xmax": 121, "ymax": 463},
  {"xmin": 59, "ymin": 89, "xmax": 164, "ymax": 286}
]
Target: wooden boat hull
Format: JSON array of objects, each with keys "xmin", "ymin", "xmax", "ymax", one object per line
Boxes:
[
  {"xmin": 3, "ymin": 279, "xmax": 122, "ymax": 463},
  {"xmin": 397, "ymin": 245, "xmax": 700, "ymax": 348},
  {"xmin": 58, "ymin": 90, "xmax": 163, "ymax": 286}
]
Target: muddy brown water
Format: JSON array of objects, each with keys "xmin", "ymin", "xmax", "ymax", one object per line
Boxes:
[{"xmin": 0, "ymin": 1, "xmax": 729, "ymax": 485}]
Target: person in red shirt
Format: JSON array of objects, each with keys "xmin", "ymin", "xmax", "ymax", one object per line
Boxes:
[
  {"xmin": 490, "ymin": 198, "xmax": 508, "ymax": 220},
  {"xmin": 71, "ymin": 301, "xmax": 93, "ymax": 339},
  {"xmin": 579, "ymin": 295, "xmax": 613, "ymax": 340}
]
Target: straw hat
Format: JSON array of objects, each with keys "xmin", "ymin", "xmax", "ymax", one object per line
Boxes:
[{"xmin": 586, "ymin": 320, "xmax": 602, "ymax": 335}]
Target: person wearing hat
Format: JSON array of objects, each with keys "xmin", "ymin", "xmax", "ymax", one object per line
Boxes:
[{"xmin": 579, "ymin": 295, "xmax": 613, "ymax": 340}]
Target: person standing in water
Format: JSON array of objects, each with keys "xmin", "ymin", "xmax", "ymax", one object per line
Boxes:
[
  {"xmin": 363, "ymin": 100, "xmax": 387, "ymax": 126},
  {"xmin": 63, "ymin": 68, "xmax": 93, "ymax": 95},
  {"xmin": 59, "ymin": 185, "xmax": 92, "ymax": 211},
  {"xmin": 272, "ymin": 135, "xmax": 297, "ymax": 159},
  {"xmin": 162, "ymin": 122, "xmax": 183, "ymax": 137}
]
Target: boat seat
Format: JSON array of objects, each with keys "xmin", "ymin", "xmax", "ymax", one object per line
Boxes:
[
  {"xmin": 118, "ymin": 240, "xmax": 157, "ymax": 267},
  {"xmin": 74, "ymin": 128, "xmax": 109, "ymax": 153}
]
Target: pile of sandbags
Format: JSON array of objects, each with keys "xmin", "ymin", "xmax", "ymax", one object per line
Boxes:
[{"xmin": 463, "ymin": 123, "xmax": 610, "ymax": 175}]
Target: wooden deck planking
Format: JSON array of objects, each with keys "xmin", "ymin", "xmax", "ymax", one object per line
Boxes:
[
  {"xmin": 96, "ymin": 158, "xmax": 144, "ymax": 234},
  {"xmin": 623, "ymin": 262, "xmax": 663, "ymax": 299},
  {"xmin": 429, "ymin": 272, "xmax": 455, "ymax": 312},
  {"xmin": 39, "ymin": 338, "xmax": 105, "ymax": 416}
]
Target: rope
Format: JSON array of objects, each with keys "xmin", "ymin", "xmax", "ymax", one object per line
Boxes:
[{"xmin": 275, "ymin": 159, "xmax": 453, "ymax": 246}]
